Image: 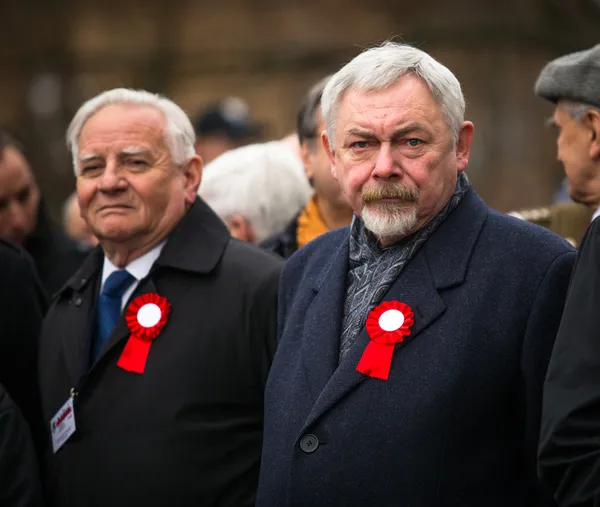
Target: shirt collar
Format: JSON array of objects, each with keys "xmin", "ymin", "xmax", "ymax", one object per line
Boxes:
[{"xmin": 101, "ymin": 241, "xmax": 166, "ymax": 291}]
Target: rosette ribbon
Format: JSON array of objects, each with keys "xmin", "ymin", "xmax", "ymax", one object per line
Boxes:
[
  {"xmin": 117, "ymin": 293, "xmax": 171, "ymax": 374},
  {"xmin": 356, "ymin": 300, "xmax": 414, "ymax": 380}
]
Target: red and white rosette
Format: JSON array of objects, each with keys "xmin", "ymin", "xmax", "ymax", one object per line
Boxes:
[
  {"xmin": 117, "ymin": 293, "xmax": 171, "ymax": 374},
  {"xmin": 356, "ymin": 300, "xmax": 414, "ymax": 380}
]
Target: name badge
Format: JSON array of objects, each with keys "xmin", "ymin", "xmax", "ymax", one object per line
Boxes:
[{"xmin": 50, "ymin": 396, "xmax": 76, "ymax": 453}]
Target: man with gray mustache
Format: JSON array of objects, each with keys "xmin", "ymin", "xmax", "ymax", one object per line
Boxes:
[
  {"xmin": 361, "ymin": 183, "xmax": 419, "ymax": 237},
  {"xmin": 257, "ymin": 42, "xmax": 575, "ymax": 507}
]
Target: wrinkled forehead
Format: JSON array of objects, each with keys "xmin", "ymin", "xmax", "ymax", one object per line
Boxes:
[
  {"xmin": 344, "ymin": 76, "xmax": 437, "ymax": 111},
  {"xmin": 78, "ymin": 104, "xmax": 167, "ymax": 154},
  {"xmin": 336, "ymin": 78, "xmax": 445, "ymax": 135}
]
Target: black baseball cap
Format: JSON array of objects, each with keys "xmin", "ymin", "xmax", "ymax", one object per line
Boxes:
[{"xmin": 193, "ymin": 97, "xmax": 263, "ymax": 141}]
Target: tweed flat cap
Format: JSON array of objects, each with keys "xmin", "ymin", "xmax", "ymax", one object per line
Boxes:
[{"xmin": 535, "ymin": 44, "xmax": 600, "ymax": 109}]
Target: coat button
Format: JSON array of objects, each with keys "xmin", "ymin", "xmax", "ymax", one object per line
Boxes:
[
  {"xmin": 74, "ymin": 297, "xmax": 83, "ymax": 307},
  {"xmin": 299, "ymin": 434, "xmax": 319, "ymax": 453}
]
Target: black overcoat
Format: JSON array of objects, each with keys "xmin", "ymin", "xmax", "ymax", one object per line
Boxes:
[
  {"xmin": 539, "ymin": 217, "xmax": 600, "ymax": 506},
  {"xmin": 39, "ymin": 198, "xmax": 282, "ymax": 507},
  {"xmin": 0, "ymin": 384, "xmax": 43, "ymax": 507},
  {"xmin": 258, "ymin": 189, "xmax": 574, "ymax": 507},
  {"xmin": 0, "ymin": 240, "xmax": 47, "ymax": 455}
]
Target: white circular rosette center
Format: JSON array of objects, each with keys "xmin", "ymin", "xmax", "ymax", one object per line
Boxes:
[
  {"xmin": 137, "ymin": 303, "xmax": 162, "ymax": 328},
  {"xmin": 378, "ymin": 309, "xmax": 405, "ymax": 332}
]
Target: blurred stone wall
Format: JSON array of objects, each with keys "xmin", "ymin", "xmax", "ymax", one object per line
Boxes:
[{"xmin": 0, "ymin": 0, "xmax": 598, "ymax": 218}]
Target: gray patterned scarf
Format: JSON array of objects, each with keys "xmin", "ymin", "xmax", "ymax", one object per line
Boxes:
[{"xmin": 338, "ymin": 172, "xmax": 470, "ymax": 361}]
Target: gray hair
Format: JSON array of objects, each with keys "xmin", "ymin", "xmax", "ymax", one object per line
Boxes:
[
  {"xmin": 297, "ymin": 75, "xmax": 332, "ymax": 150},
  {"xmin": 561, "ymin": 100, "xmax": 600, "ymax": 121},
  {"xmin": 199, "ymin": 141, "xmax": 313, "ymax": 242},
  {"xmin": 66, "ymin": 88, "xmax": 196, "ymax": 175},
  {"xmin": 321, "ymin": 42, "xmax": 465, "ymax": 151}
]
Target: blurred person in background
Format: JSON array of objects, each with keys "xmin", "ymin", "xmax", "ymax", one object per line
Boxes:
[
  {"xmin": 536, "ymin": 43, "xmax": 600, "ymax": 507},
  {"xmin": 0, "ymin": 130, "xmax": 86, "ymax": 295},
  {"xmin": 199, "ymin": 141, "xmax": 312, "ymax": 244},
  {"xmin": 280, "ymin": 132, "xmax": 302, "ymax": 159},
  {"xmin": 192, "ymin": 97, "xmax": 263, "ymax": 164},
  {"xmin": 535, "ymin": 44, "xmax": 600, "ymax": 212},
  {"xmin": 0, "ymin": 384, "xmax": 43, "ymax": 507},
  {"xmin": 39, "ymin": 88, "xmax": 281, "ymax": 507},
  {"xmin": 509, "ymin": 43, "xmax": 600, "ymax": 248},
  {"xmin": 62, "ymin": 191, "xmax": 98, "ymax": 249},
  {"xmin": 508, "ymin": 44, "xmax": 600, "ymax": 249},
  {"xmin": 261, "ymin": 76, "xmax": 353, "ymax": 258},
  {"xmin": 0, "ymin": 240, "xmax": 47, "ymax": 458}
]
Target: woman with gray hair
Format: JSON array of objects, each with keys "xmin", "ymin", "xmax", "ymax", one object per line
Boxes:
[{"xmin": 199, "ymin": 140, "xmax": 312, "ymax": 243}]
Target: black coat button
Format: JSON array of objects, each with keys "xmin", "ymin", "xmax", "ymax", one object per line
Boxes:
[{"xmin": 299, "ymin": 434, "xmax": 319, "ymax": 453}]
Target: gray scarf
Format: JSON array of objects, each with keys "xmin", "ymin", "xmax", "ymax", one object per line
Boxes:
[{"xmin": 339, "ymin": 172, "xmax": 470, "ymax": 361}]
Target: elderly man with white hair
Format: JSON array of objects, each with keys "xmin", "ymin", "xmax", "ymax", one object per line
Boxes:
[
  {"xmin": 199, "ymin": 141, "xmax": 312, "ymax": 244},
  {"xmin": 38, "ymin": 88, "xmax": 281, "ymax": 507},
  {"xmin": 256, "ymin": 42, "xmax": 575, "ymax": 507}
]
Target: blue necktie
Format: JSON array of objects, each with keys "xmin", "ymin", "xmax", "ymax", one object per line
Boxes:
[{"xmin": 93, "ymin": 270, "xmax": 135, "ymax": 361}]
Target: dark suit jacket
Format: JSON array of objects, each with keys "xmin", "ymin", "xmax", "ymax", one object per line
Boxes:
[
  {"xmin": 0, "ymin": 385, "xmax": 43, "ymax": 507},
  {"xmin": 539, "ymin": 217, "xmax": 600, "ymax": 506},
  {"xmin": 257, "ymin": 188, "xmax": 575, "ymax": 507},
  {"xmin": 39, "ymin": 198, "xmax": 282, "ymax": 507},
  {"xmin": 0, "ymin": 240, "xmax": 47, "ymax": 456}
]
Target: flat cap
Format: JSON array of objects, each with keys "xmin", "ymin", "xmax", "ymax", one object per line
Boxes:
[{"xmin": 535, "ymin": 44, "xmax": 600, "ymax": 109}]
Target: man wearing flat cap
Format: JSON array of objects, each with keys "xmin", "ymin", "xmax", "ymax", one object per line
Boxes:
[
  {"xmin": 536, "ymin": 43, "xmax": 600, "ymax": 506},
  {"xmin": 535, "ymin": 43, "xmax": 600, "ymax": 209}
]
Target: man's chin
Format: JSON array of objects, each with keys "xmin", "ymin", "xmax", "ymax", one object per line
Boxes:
[
  {"xmin": 361, "ymin": 207, "xmax": 418, "ymax": 243},
  {"xmin": 569, "ymin": 188, "xmax": 600, "ymax": 208},
  {"xmin": 93, "ymin": 226, "xmax": 139, "ymax": 245}
]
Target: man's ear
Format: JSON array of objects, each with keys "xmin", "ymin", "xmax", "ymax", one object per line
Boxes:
[
  {"xmin": 322, "ymin": 130, "xmax": 338, "ymax": 180},
  {"xmin": 584, "ymin": 109, "xmax": 600, "ymax": 159},
  {"xmin": 455, "ymin": 121, "xmax": 474, "ymax": 172},
  {"xmin": 228, "ymin": 214, "xmax": 255, "ymax": 243},
  {"xmin": 183, "ymin": 155, "xmax": 203, "ymax": 204}
]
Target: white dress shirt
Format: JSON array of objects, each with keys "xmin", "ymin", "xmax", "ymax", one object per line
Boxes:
[{"xmin": 100, "ymin": 241, "xmax": 166, "ymax": 310}]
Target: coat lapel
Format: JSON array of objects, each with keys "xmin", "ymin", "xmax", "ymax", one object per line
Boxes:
[
  {"xmin": 61, "ymin": 282, "xmax": 97, "ymax": 386},
  {"xmin": 301, "ymin": 188, "xmax": 489, "ymax": 430},
  {"xmin": 300, "ymin": 240, "xmax": 350, "ymax": 400},
  {"xmin": 302, "ymin": 249, "xmax": 446, "ymax": 430},
  {"xmin": 58, "ymin": 246, "xmax": 104, "ymax": 386},
  {"xmin": 91, "ymin": 198, "xmax": 230, "ymax": 367}
]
